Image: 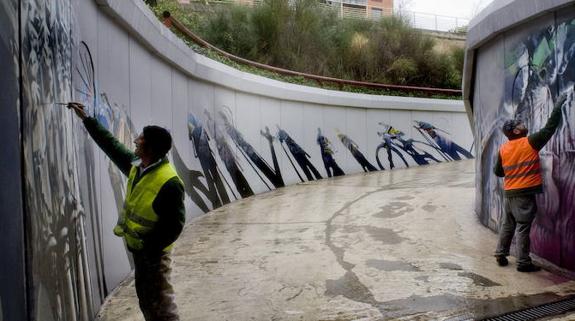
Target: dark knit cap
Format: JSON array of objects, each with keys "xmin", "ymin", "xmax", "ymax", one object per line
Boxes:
[
  {"xmin": 502, "ymin": 119, "xmax": 520, "ymax": 137},
  {"xmin": 143, "ymin": 125, "xmax": 172, "ymax": 159}
]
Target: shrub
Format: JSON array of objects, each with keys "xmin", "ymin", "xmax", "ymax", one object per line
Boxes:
[{"xmin": 154, "ymin": 0, "xmax": 464, "ymax": 90}]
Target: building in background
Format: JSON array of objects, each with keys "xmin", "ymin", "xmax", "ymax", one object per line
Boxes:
[
  {"xmin": 176, "ymin": 0, "xmax": 393, "ymax": 19},
  {"xmin": 323, "ymin": 0, "xmax": 393, "ymax": 19}
]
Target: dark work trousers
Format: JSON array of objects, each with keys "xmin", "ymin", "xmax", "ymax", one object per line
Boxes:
[
  {"xmin": 495, "ymin": 195, "xmax": 538, "ymax": 267},
  {"xmin": 133, "ymin": 251, "xmax": 179, "ymax": 321}
]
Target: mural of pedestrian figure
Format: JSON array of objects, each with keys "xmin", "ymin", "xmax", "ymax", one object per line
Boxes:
[
  {"xmin": 376, "ymin": 123, "xmax": 410, "ymax": 170},
  {"xmin": 277, "ymin": 126, "xmax": 322, "ymax": 181},
  {"xmin": 171, "ymin": 147, "xmax": 211, "ymax": 213},
  {"xmin": 204, "ymin": 110, "xmax": 254, "ymax": 198},
  {"xmin": 336, "ymin": 130, "xmax": 378, "ymax": 172},
  {"xmin": 415, "ymin": 121, "xmax": 474, "ymax": 161},
  {"xmin": 493, "ymin": 93, "xmax": 568, "ymax": 272},
  {"xmin": 219, "ymin": 110, "xmax": 285, "ymax": 189},
  {"xmin": 67, "ymin": 102, "xmax": 185, "ymax": 321},
  {"xmin": 317, "ymin": 128, "xmax": 344, "ymax": 177},
  {"xmin": 188, "ymin": 114, "xmax": 231, "ymax": 208}
]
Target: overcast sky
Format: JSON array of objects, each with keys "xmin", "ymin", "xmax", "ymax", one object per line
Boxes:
[{"xmin": 398, "ymin": 0, "xmax": 496, "ymax": 19}]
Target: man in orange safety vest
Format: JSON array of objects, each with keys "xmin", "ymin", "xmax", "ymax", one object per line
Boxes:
[{"xmin": 493, "ymin": 93, "xmax": 567, "ymax": 272}]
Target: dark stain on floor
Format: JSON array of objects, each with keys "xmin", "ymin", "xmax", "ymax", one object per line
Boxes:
[
  {"xmin": 373, "ymin": 202, "xmax": 414, "ymax": 219},
  {"xmin": 366, "ymin": 259, "xmax": 421, "ymax": 272},
  {"xmin": 439, "ymin": 263, "xmax": 464, "ymax": 271},
  {"xmin": 378, "ymin": 293, "xmax": 467, "ymax": 318},
  {"xmin": 458, "ymin": 272, "xmax": 501, "ymax": 287},
  {"xmin": 342, "ymin": 225, "xmax": 361, "ymax": 234},
  {"xmin": 325, "ymin": 271, "xmax": 378, "ymax": 306},
  {"xmin": 415, "ymin": 276, "xmax": 430, "ymax": 283},
  {"xmin": 365, "ymin": 226, "xmax": 408, "ymax": 244}
]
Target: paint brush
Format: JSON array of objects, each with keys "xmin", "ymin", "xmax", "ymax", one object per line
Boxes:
[{"xmin": 39, "ymin": 102, "xmax": 68, "ymax": 106}]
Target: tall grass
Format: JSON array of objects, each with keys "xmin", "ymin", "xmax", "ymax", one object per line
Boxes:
[{"xmin": 155, "ymin": 0, "xmax": 463, "ymax": 89}]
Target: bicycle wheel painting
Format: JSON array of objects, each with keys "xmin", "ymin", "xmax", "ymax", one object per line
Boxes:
[{"xmin": 73, "ymin": 41, "xmax": 96, "ymax": 118}]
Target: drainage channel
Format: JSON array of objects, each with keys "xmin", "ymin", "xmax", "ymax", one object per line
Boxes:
[{"xmin": 478, "ymin": 295, "xmax": 575, "ymax": 321}]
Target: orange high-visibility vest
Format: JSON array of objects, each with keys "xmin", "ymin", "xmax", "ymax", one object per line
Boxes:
[{"xmin": 500, "ymin": 137, "xmax": 542, "ymax": 191}]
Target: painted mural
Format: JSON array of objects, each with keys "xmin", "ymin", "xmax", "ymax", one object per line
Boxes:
[
  {"xmin": 3, "ymin": 0, "xmax": 474, "ymax": 320},
  {"xmin": 475, "ymin": 18, "xmax": 575, "ymax": 270},
  {"xmin": 18, "ymin": 0, "xmax": 107, "ymax": 320},
  {"xmin": 176, "ymin": 109, "xmax": 472, "ymax": 205}
]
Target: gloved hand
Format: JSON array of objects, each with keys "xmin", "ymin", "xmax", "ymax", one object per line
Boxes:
[{"xmin": 67, "ymin": 102, "xmax": 88, "ymax": 120}]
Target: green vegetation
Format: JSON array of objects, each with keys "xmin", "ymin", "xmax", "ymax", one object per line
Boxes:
[{"xmin": 151, "ymin": 0, "xmax": 463, "ymax": 98}]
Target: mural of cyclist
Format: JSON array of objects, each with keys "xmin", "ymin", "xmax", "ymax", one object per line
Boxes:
[
  {"xmin": 376, "ymin": 123, "xmax": 410, "ymax": 170},
  {"xmin": 415, "ymin": 121, "xmax": 474, "ymax": 161},
  {"xmin": 393, "ymin": 131, "xmax": 441, "ymax": 166},
  {"xmin": 336, "ymin": 130, "xmax": 378, "ymax": 172},
  {"xmin": 316, "ymin": 128, "xmax": 344, "ymax": 177}
]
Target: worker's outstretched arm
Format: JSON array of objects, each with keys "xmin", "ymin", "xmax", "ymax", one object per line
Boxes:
[
  {"xmin": 528, "ymin": 94, "xmax": 567, "ymax": 151},
  {"xmin": 68, "ymin": 102, "xmax": 136, "ymax": 176}
]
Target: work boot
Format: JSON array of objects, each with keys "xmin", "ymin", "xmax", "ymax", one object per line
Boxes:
[
  {"xmin": 517, "ymin": 264, "xmax": 541, "ymax": 272},
  {"xmin": 496, "ymin": 255, "xmax": 508, "ymax": 267}
]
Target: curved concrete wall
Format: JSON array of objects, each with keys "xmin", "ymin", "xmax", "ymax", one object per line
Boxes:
[
  {"xmin": 0, "ymin": 0, "xmax": 472, "ymax": 320},
  {"xmin": 464, "ymin": 1, "xmax": 575, "ymax": 272}
]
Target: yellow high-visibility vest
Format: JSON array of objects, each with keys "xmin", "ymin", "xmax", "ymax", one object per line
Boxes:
[{"xmin": 114, "ymin": 162, "xmax": 182, "ymax": 252}]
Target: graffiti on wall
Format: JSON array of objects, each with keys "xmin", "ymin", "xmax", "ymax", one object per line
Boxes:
[
  {"xmin": 476, "ymin": 19, "xmax": 575, "ymax": 270},
  {"xmin": 19, "ymin": 0, "xmax": 103, "ymax": 320}
]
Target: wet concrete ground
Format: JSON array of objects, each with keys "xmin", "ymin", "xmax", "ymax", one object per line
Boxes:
[{"xmin": 96, "ymin": 160, "xmax": 575, "ymax": 321}]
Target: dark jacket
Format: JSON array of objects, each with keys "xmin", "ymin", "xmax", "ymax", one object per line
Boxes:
[{"xmin": 84, "ymin": 117, "xmax": 185, "ymax": 253}]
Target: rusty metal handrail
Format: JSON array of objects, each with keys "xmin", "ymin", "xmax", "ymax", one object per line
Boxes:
[{"xmin": 162, "ymin": 11, "xmax": 462, "ymax": 97}]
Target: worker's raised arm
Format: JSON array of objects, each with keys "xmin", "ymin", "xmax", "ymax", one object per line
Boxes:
[
  {"xmin": 68, "ymin": 102, "xmax": 136, "ymax": 176},
  {"xmin": 528, "ymin": 93, "xmax": 568, "ymax": 151}
]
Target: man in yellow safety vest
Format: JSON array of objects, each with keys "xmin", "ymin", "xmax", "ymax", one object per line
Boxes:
[{"xmin": 68, "ymin": 102, "xmax": 184, "ymax": 321}]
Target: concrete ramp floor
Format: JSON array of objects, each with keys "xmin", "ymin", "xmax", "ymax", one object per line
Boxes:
[{"xmin": 96, "ymin": 160, "xmax": 575, "ymax": 321}]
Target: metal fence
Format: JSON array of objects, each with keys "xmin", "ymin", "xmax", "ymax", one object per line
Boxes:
[
  {"xmin": 399, "ymin": 11, "xmax": 469, "ymax": 33},
  {"xmin": 176, "ymin": 0, "xmax": 469, "ymax": 33}
]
